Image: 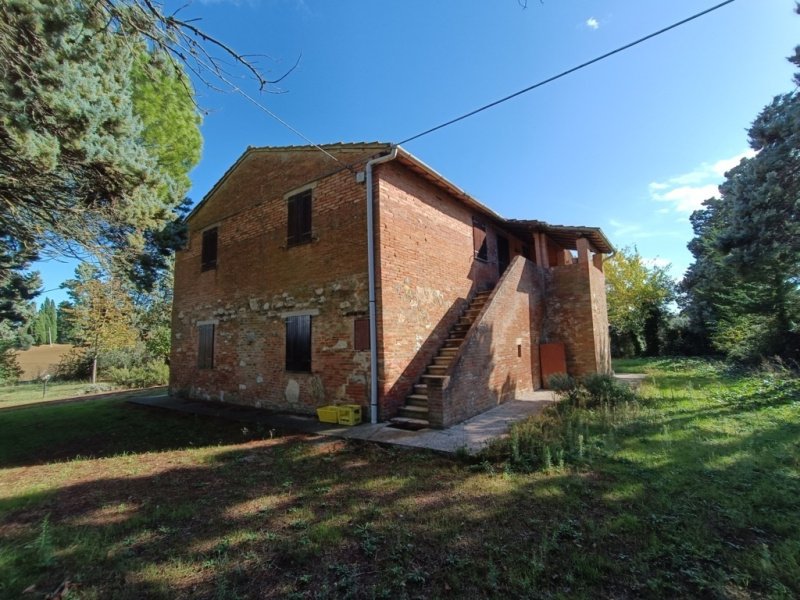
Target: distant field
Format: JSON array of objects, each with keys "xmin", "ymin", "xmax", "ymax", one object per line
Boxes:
[{"xmin": 14, "ymin": 344, "xmax": 74, "ymax": 381}]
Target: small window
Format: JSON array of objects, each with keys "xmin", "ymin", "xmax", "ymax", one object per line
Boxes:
[
  {"xmin": 286, "ymin": 315, "xmax": 311, "ymax": 372},
  {"xmin": 198, "ymin": 324, "xmax": 215, "ymax": 369},
  {"xmin": 201, "ymin": 227, "xmax": 218, "ymax": 271},
  {"xmin": 287, "ymin": 189, "xmax": 312, "ymax": 246},
  {"xmin": 354, "ymin": 317, "xmax": 370, "ymax": 351},
  {"xmin": 472, "ymin": 218, "xmax": 488, "ymax": 261}
]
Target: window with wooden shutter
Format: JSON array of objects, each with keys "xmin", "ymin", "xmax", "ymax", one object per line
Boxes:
[
  {"xmin": 285, "ymin": 315, "xmax": 311, "ymax": 372},
  {"xmin": 472, "ymin": 218, "xmax": 488, "ymax": 261},
  {"xmin": 197, "ymin": 324, "xmax": 215, "ymax": 369},
  {"xmin": 354, "ymin": 317, "xmax": 370, "ymax": 351},
  {"xmin": 287, "ymin": 189, "xmax": 312, "ymax": 246},
  {"xmin": 201, "ymin": 227, "xmax": 218, "ymax": 271}
]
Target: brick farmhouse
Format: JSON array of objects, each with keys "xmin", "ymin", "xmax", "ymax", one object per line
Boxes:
[{"xmin": 169, "ymin": 143, "xmax": 613, "ymax": 428}]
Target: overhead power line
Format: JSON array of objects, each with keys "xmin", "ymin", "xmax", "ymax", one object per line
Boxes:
[{"xmin": 398, "ymin": 0, "xmax": 737, "ymax": 146}]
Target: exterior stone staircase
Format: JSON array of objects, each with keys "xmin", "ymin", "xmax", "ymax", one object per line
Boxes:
[{"xmin": 390, "ymin": 289, "xmax": 493, "ymax": 430}]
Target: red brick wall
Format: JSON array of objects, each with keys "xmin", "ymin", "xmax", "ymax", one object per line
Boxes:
[
  {"xmin": 429, "ymin": 256, "xmax": 546, "ymax": 427},
  {"xmin": 170, "ymin": 147, "xmax": 384, "ymax": 413},
  {"xmin": 373, "ymin": 161, "xmax": 527, "ymax": 418},
  {"xmin": 542, "ymin": 261, "xmax": 611, "ymax": 377}
]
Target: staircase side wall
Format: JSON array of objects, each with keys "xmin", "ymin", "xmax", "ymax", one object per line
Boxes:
[
  {"xmin": 374, "ymin": 162, "xmax": 529, "ymax": 419},
  {"xmin": 440, "ymin": 256, "xmax": 546, "ymax": 427}
]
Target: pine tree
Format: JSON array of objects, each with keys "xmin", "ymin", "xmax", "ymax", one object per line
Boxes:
[
  {"xmin": 0, "ymin": 0, "xmax": 202, "ymax": 271},
  {"xmin": 682, "ymin": 19, "xmax": 800, "ymax": 360}
]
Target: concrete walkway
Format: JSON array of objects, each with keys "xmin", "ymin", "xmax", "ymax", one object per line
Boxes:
[{"xmin": 129, "ymin": 390, "xmax": 555, "ymax": 455}]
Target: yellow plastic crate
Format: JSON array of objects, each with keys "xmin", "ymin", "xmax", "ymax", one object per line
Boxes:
[
  {"xmin": 337, "ymin": 404, "xmax": 362, "ymax": 426},
  {"xmin": 316, "ymin": 405, "xmax": 339, "ymax": 424}
]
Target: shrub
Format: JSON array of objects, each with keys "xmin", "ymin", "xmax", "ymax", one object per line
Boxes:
[
  {"xmin": 0, "ymin": 343, "xmax": 21, "ymax": 384},
  {"xmin": 107, "ymin": 361, "xmax": 169, "ymax": 388},
  {"xmin": 55, "ymin": 347, "xmax": 93, "ymax": 381},
  {"xmin": 483, "ymin": 371, "xmax": 640, "ymax": 472},
  {"xmin": 547, "ymin": 372, "xmax": 577, "ymax": 393},
  {"xmin": 582, "ymin": 373, "xmax": 636, "ymax": 407}
]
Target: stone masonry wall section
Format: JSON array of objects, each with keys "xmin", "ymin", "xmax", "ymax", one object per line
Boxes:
[
  {"xmin": 427, "ymin": 256, "xmax": 545, "ymax": 427},
  {"xmin": 170, "ymin": 147, "xmax": 382, "ymax": 413}
]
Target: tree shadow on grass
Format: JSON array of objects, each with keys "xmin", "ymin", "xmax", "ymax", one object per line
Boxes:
[{"xmin": 0, "ymin": 398, "xmax": 284, "ymax": 469}]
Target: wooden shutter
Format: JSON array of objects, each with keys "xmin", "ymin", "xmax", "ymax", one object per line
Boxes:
[
  {"xmin": 354, "ymin": 317, "xmax": 370, "ymax": 351},
  {"xmin": 472, "ymin": 218, "xmax": 488, "ymax": 261},
  {"xmin": 197, "ymin": 324, "xmax": 215, "ymax": 369},
  {"xmin": 286, "ymin": 315, "xmax": 311, "ymax": 371},
  {"xmin": 287, "ymin": 190, "xmax": 312, "ymax": 246},
  {"xmin": 201, "ymin": 227, "xmax": 218, "ymax": 271}
]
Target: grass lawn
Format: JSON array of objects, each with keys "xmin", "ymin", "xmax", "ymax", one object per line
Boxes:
[
  {"xmin": 0, "ymin": 381, "xmax": 163, "ymax": 409},
  {"xmin": 0, "ymin": 358, "xmax": 798, "ymax": 599}
]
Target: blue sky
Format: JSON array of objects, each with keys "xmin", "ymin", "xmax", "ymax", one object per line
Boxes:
[{"xmin": 34, "ymin": 0, "xmax": 799, "ymax": 305}]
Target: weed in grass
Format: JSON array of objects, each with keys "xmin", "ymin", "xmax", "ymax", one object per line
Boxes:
[
  {"xmin": 355, "ymin": 523, "xmax": 380, "ymax": 557},
  {"xmin": 542, "ymin": 446, "xmax": 552, "ymax": 471},
  {"xmin": 28, "ymin": 514, "xmax": 55, "ymax": 567}
]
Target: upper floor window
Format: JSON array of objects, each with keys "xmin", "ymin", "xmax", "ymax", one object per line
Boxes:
[
  {"xmin": 472, "ymin": 218, "xmax": 488, "ymax": 261},
  {"xmin": 201, "ymin": 227, "xmax": 218, "ymax": 271},
  {"xmin": 287, "ymin": 189, "xmax": 312, "ymax": 246}
]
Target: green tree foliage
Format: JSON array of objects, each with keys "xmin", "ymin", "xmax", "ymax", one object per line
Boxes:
[
  {"xmin": 0, "ymin": 0, "xmax": 202, "ymax": 281},
  {"xmin": 605, "ymin": 247, "xmax": 673, "ymax": 357},
  {"xmin": 29, "ymin": 298, "xmax": 58, "ymax": 345},
  {"xmin": 63, "ymin": 264, "xmax": 138, "ymax": 383},
  {"xmin": 131, "ymin": 259, "xmax": 175, "ymax": 363},
  {"xmin": 683, "ymin": 27, "xmax": 800, "ymax": 362},
  {"xmin": 0, "ymin": 235, "xmax": 40, "ymax": 328},
  {"xmin": 56, "ymin": 300, "xmax": 78, "ymax": 345}
]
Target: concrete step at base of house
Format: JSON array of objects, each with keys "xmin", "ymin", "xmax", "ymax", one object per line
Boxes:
[
  {"xmin": 406, "ymin": 394, "xmax": 428, "ymax": 406},
  {"xmin": 388, "ymin": 416, "xmax": 430, "ymax": 430},
  {"xmin": 398, "ymin": 404, "xmax": 429, "ymax": 419}
]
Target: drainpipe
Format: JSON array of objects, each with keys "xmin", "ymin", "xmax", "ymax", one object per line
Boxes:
[{"xmin": 365, "ymin": 146, "xmax": 398, "ymax": 424}]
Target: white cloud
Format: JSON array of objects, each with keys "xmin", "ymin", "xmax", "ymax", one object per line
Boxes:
[
  {"xmin": 608, "ymin": 219, "xmax": 682, "ymax": 240},
  {"xmin": 586, "ymin": 17, "xmax": 600, "ymax": 30},
  {"xmin": 648, "ymin": 149, "xmax": 756, "ymax": 214}
]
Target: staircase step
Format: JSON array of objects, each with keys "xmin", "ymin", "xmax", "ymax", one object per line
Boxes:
[
  {"xmin": 398, "ymin": 405, "xmax": 429, "ymax": 418},
  {"xmin": 427, "ymin": 365, "xmax": 448, "ymax": 374},
  {"xmin": 406, "ymin": 394, "xmax": 428, "ymax": 406},
  {"xmin": 389, "ymin": 416, "xmax": 430, "ymax": 430},
  {"xmin": 421, "ymin": 374, "xmax": 446, "ymax": 382},
  {"xmin": 433, "ymin": 357, "xmax": 452, "ymax": 366},
  {"xmin": 413, "ymin": 383, "xmax": 428, "ymax": 393},
  {"xmin": 439, "ymin": 347, "xmax": 459, "ymax": 355}
]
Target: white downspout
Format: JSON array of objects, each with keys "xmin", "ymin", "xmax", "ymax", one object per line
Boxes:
[{"xmin": 365, "ymin": 146, "xmax": 398, "ymax": 424}]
